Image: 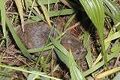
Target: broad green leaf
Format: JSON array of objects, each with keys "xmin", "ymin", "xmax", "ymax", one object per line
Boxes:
[
  {"xmin": 70, "ymin": 66, "xmax": 85, "ymax": 80},
  {"xmin": 79, "ymin": 0, "xmax": 107, "ymax": 67},
  {"xmin": 104, "ymin": 0, "xmax": 120, "ymax": 24}
]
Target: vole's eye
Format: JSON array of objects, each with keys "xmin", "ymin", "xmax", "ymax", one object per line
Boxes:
[{"xmin": 76, "ymin": 52, "xmax": 80, "ymax": 55}]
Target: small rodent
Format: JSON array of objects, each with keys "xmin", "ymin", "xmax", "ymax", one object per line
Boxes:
[
  {"xmin": 17, "ymin": 22, "xmax": 86, "ymax": 60},
  {"xmin": 17, "ymin": 22, "xmax": 50, "ymax": 49},
  {"xmin": 61, "ymin": 34, "xmax": 86, "ymax": 60}
]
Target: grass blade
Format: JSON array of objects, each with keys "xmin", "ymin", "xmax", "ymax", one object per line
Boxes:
[
  {"xmin": 95, "ymin": 67, "xmax": 120, "ymax": 79},
  {"xmin": 0, "ymin": 0, "xmax": 7, "ymax": 46},
  {"xmin": 29, "ymin": 9, "xmax": 74, "ymax": 22},
  {"xmin": 0, "ymin": 64, "xmax": 61, "ymax": 80},
  {"xmin": 79, "ymin": 0, "xmax": 107, "ymax": 67},
  {"xmin": 37, "ymin": 0, "xmax": 52, "ymax": 27},
  {"xmin": 50, "ymin": 37, "xmax": 85, "ymax": 80},
  {"xmin": 6, "ymin": 17, "xmax": 32, "ymax": 60},
  {"xmin": 14, "ymin": 0, "xmax": 25, "ymax": 31},
  {"xmin": 104, "ymin": 0, "xmax": 120, "ymax": 23},
  {"xmin": 83, "ymin": 32, "xmax": 93, "ymax": 68},
  {"xmin": 83, "ymin": 53, "xmax": 119, "ymax": 77}
]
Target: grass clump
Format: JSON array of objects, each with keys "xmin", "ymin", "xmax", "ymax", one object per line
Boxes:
[{"xmin": 0, "ymin": 0, "xmax": 120, "ymax": 80}]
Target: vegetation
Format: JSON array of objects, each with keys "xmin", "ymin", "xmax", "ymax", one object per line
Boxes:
[{"xmin": 0, "ymin": 0, "xmax": 120, "ymax": 80}]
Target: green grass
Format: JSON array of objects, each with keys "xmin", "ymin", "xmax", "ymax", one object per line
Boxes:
[{"xmin": 0, "ymin": 0, "xmax": 120, "ymax": 80}]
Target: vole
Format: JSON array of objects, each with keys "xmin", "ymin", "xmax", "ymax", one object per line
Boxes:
[
  {"xmin": 17, "ymin": 22, "xmax": 86, "ymax": 61},
  {"xmin": 17, "ymin": 22, "xmax": 50, "ymax": 49}
]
